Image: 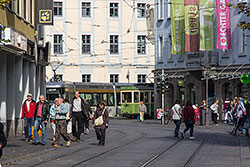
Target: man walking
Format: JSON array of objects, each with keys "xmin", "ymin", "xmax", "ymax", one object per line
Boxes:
[
  {"xmin": 54, "ymin": 97, "xmax": 71, "ymax": 148},
  {"xmin": 33, "ymin": 95, "xmax": 49, "ymax": 145},
  {"xmin": 138, "ymin": 101, "xmax": 147, "ymax": 122},
  {"xmin": 71, "ymin": 92, "xmax": 87, "ymax": 142},
  {"xmin": 21, "ymin": 93, "xmax": 36, "ymax": 142},
  {"xmin": 231, "ymin": 98, "xmax": 245, "ymax": 135}
]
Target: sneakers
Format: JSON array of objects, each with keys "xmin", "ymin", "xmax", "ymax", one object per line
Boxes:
[
  {"xmin": 53, "ymin": 144, "xmax": 61, "ymax": 148},
  {"xmin": 66, "ymin": 141, "xmax": 71, "ymax": 147},
  {"xmin": 25, "ymin": 138, "xmax": 28, "ymax": 142},
  {"xmin": 77, "ymin": 139, "xmax": 80, "ymax": 142},
  {"xmin": 85, "ymin": 129, "xmax": 89, "ymax": 135},
  {"xmin": 189, "ymin": 136, "xmax": 196, "ymax": 140},
  {"xmin": 53, "ymin": 137, "xmax": 56, "ymax": 141}
]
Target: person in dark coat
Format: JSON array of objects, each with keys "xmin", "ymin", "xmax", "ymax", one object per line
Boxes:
[
  {"xmin": 182, "ymin": 101, "xmax": 196, "ymax": 140},
  {"xmin": 92, "ymin": 101, "xmax": 109, "ymax": 146},
  {"xmin": 0, "ymin": 122, "xmax": 7, "ymax": 160}
]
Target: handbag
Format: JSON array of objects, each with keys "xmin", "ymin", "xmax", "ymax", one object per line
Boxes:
[
  {"xmin": 94, "ymin": 110, "xmax": 105, "ymax": 126},
  {"xmin": 187, "ymin": 118, "xmax": 195, "ymax": 125}
]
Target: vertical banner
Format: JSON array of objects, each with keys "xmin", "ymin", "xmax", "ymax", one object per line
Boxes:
[
  {"xmin": 216, "ymin": 0, "xmax": 231, "ymax": 49},
  {"xmin": 171, "ymin": 0, "xmax": 185, "ymax": 55},
  {"xmin": 185, "ymin": 0, "xmax": 199, "ymax": 52},
  {"xmin": 200, "ymin": 0, "xmax": 214, "ymax": 51}
]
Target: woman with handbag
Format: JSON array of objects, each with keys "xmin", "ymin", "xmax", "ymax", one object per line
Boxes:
[
  {"xmin": 182, "ymin": 101, "xmax": 196, "ymax": 140},
  {"xmin": 92, "ymin": 101, "xmax": 109, "ymax": 146},
  {"xmin": 171, "ymin": 100, "xmax": 182, "ymax": 139}
]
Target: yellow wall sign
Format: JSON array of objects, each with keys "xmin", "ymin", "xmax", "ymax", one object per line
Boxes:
[{"xmin": 39, "ymin": 10, "xmax": 52, "ymax": 24}]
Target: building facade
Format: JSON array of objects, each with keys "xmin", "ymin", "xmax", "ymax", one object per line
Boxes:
[
  {"xmin": 0, "ymin": 0, "xmax": 50, "ymax": 136},
  {"xmin": 44, "ymin": 0, "xmax": 155, "ymax": 84},
  {"xmin": 154, "ymin": 0, "xmax": 250, "ymax": 119}
]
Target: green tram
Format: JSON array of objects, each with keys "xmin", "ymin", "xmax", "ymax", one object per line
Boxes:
[{"xmin": 119, "ymin": 83, "xmax": 154, "ymax": 118}]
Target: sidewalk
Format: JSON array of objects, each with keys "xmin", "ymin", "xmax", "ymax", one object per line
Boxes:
[{"xmin": 1, "ymin": 126, "xmax": 96, "ymax": 166}]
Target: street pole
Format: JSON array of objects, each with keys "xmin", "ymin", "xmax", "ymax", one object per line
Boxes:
[{"xmin": 206, "ymin": 74, "xmax": 209, "ymax": 125}]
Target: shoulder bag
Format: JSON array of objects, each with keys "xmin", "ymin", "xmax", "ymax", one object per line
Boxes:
[{"xmin": 94, "ymin": 110, "xmax": 105, "ymax": 126}]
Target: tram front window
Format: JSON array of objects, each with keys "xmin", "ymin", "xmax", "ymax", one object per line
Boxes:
[{"xmin": 122, "ymin": 92, "xmax": 132, "ymax": 103}]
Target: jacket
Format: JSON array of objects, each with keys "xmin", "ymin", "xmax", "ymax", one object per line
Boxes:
[
  {"xmin": 92, "ymin": 108, "xmax": 109, "ymax": 129},
  {"xmin": 0, "ymin": 123, "xmax": 7, "ymax": 158},
  {"xmin": 34, "ymin": 101, "xmax": 50, "ymax": 121},
  {"xmin": 210, "ymin": 103, "xmax": 219, "ymax": 114},
  {"xmin": 172, "ymin": 104, "xmax": 182, "ymax": 120},
  {"xmin": 183, "ymin": 106, "xmax": 195, "ymax": 120},
  {"xmin": 71, "ymin": 97, "xmax": 88, "ymax": 117},
  {"xmin": 138, "ymin": 104, "xmax": 147, "ymax": 113},
  {"xmin": 50, "ymin": 104, "xmax": 58, "ymax": 121},
  {"xmin": 21, "ymin": 99, "xmax": 36, "ymax": 119},
  {"xmin": 55, "ymin": 103, "xmax": 69, "ymax": 120}
]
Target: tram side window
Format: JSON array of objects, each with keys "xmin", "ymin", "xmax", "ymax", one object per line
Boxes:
[
  {"xmin": 93, "ymin": 93, "xmax": 103, "ymax": 106},
  {"xmin": 140, "ymin": 92, "xmax": 149, "ymax": 103},
  {"xmin": 122, "ymin": 92, "xmax": 132, "ymax": 103},
  {"xmin": 107, "ymin": 93, "xmax": 114, "ymax": 106},
  {"xmin": 134, "ymin": 92, "xmax": 139, "ymax": 103},
  {"xmin": 103, "ymin": 93, "xmax": 108, "ymax": 106},
  {"xmin": 81, "ymin": 93, "xmax": 93, "ymax": 105},
  {"xmin": 117, "ymin": 93, "xmax": 121, "ymax": 105}
]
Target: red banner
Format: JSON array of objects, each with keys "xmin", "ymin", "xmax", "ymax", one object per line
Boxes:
[{"xmin": 184, "ymin": 0, "xmax": 199, "ymax": 52}]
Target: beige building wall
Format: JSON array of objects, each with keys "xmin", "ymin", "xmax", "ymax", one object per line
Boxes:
[{"xmin": 45, "ymin": 0, "xmax": 155, "ymax": 83}]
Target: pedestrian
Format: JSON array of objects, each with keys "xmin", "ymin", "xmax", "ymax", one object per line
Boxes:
[
  {"xmin": 182, "ymin": 101, "xmax": 196, "ymax": 140},
  {"xmin": 21, "ymin": 93, "xmax": 36, "ymax": 142},
  {"xmin": 199, "ymin": 100, "xmax": 207, "ymax": 125},
  {"xmin": 242, "ymin": 99, "xmax": 250, "ymax": 136},
  {"xmin": 92, "ymin": 101, "xmax": 109, "ymax": 146},
  {"xmin": 210, "ymin": 99, "xmax": 219, "ymax": 125},
  {"xmin": 33, "ymin": 95, "xmax": 49, "ymax": 145},
  {"xmin": 231, "ymin": 98, "xmax": 245, "ymax": 135},
  {"xmin": 193, "ymin": 104, "xmax": 199, "ymax": 124},
  {"xmin": 0, "ymin": 122, "xmax": 7, "ymax": 167},
  {"xmin": 54, "ymin": 97, "xmax": 71, "ymax": 148},
  {"xmin": 50, "ymin": 98, "xmax": 58, "ymax": 141},
  {"xmin": 83, "ymin": 99, "xmax": 92, "ymax": 135},
  {"xmin": 64, "ymin": 99, "xmax": 72, "ymax": 135},
  {"xmin": 171, "ymin": 100, "xmax": 182, "ymax": 139},
  {"xmin": 138, "ymin": 101, "xmax": 147, "ymax": 122},
  {"xmin": 223, "ymin": 98, "xmax": 230, "ymax": 123},
  {"xmin": 71, "ymin": 91, "xmax": 88, "ymax": 142}
]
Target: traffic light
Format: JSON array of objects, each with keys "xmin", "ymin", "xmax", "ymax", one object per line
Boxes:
[
  {"xmin": 163, "ymin": 77, "xmax": 170, "ymax": 92},
  {"xmin": 156, "ymin": 77, "xmax": 162, "ymax": 93}
]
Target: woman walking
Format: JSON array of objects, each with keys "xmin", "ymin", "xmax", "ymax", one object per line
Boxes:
[
  {"xmin": 210, "ymin": 100, "xmax": 219, "ymax": 125},
  {"xmin": 93, "ymin": 101, "xmax": 109, "ymax": 146},
  {"xmin": 182, "ymin": 101, "xmax": 196, "ymax": 140},
  {"xmin": 171, "ymin": 100, "xmax": 182, "ymax": 139}
]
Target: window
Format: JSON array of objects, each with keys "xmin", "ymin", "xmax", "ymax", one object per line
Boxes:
[
  {"xmin": 24, "ymin": 0, "xmax": 26, "ymax": 19},
  {"xmin": 110, "ymin": 35, "xmax": 119, "ymax": 54},
  {"xmin": 140, "ymin": 92, "xmax": 149, "ymax": 103},
  {"xmin": 122, "ymin": 92, "xmax": 132, "ymax": 103},
  {"xmin": 239, "ymin": 31, "xmax": 246, "ymax": 55},
  {"xmin": 82, "ymin": 2, "xmax": 91, "ymax": 17},
  {"xmin": 54, "ymin": 2, "xmax": 63, "ymax": 16},
  {"xmin": 82, "ymin": 74, "xmax": 91, "ymax": 82},
  {"xmin": 137, "ymin": 3, "xmax": 146, "ymax": 18},
  {"xmin": 110, "ymin": 74, "xmax": 119, "ymax": 83},
  {"xmin": 53, "ymin": 34, "xmax": 63, "ymax": 54},
  {"xmin": 158, "ymin": 35, "xmax": 163, "ymax": 62},
  {"xmin": 110, "ymin": 3, "xmax": 119, "ymax": 17},
  {"xmin": 134, "ymin": 92, "xmax": 139, "ymax": 103},
  {"xmin": 82, "ymin": 35, "xmax": 91, "ymax": 54},
  {"xmin": 167, "ymin": 1, "xmax": 171, "ymax": 18},
  {"xmin": 107, "ymin": 93, "xmax": 115, "ymax": 106},
  {"xmin": 138, "ymin": 74, "xmax": 146, "ymax": 83},
  {"xmin": 158, "ymin": 0, "xmax": 164, "ymax": 20},
  {"xmin": 137, "ymin": 35, "xmax": 146, "ymax": 54}
]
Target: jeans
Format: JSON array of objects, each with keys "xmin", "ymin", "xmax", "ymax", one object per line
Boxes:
[
  {"xmin": 232, "ymin": 117, "xmax": 243, "ymax": 135},
  {"xmin": 95, "ymin": 128, "xmax": 106, "ymax": 145},
  {"xmin": 24, "ymin": 117, "xmax": 34, "ymax": 140},
  {"xmin": 173, "ymin": 120, "xmax": 181, "ymax": 137},
  {"xmin": 72, "ymin": 112, "xmax": 84, "ymax": 140},
  {"xmin": 34, "ymin": 118, "xmax": 46, "ymax": 144},
  {"xmin": 183, "ymin": 121, "xmax": 194, "ymax": 137}
]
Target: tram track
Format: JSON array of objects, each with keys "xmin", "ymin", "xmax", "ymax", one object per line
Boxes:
[{"xmin": 140, "ymin": 135, "xmax": 208, "ymax": 167}]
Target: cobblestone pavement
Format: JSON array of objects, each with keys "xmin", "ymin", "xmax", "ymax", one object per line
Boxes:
[{"xmin": 1, "ymin": 119, "xmax": 250, "ymax": 167}]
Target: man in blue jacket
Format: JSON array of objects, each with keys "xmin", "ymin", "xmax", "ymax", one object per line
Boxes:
[{"xmin": 54, "ymin": 97, "xmax": 71, "ymax": 148}]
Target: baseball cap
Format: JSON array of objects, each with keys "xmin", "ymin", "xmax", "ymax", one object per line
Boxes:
[{"xmin": 27, "ymin": 93, "xmax": 32, "ymax": 97}]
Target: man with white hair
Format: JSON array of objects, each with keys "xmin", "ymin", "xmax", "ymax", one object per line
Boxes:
[{"xmin": 33, "ymin": 95, "xmax": 49, "ymax": 145}]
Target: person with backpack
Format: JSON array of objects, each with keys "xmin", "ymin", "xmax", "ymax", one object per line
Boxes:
[
  {"xmin": 182, "ymin": 101, "xmax": 196, "ymax": 140},
  {"xmin": 92, "ymin": 101, "xmax": 109, "ymax": 146},
  {"xmin": 171, "ymin": 100, "xmax": 182, "ymax": 139}
]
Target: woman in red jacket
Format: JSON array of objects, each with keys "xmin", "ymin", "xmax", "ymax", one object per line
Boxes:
[{"xmin": 182, "ymin": 101, "xmax": 196, "ymax": 140}]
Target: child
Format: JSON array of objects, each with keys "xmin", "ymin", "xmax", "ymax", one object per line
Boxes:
[{"xmin": 0, "ymin": 122, "xmax": 7, "ymax": 166}]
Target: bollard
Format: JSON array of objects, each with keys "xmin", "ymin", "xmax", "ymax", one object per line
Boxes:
[{"xmin": 161, "ymin": 114, "xmax": 165, "ymax": 125}]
